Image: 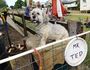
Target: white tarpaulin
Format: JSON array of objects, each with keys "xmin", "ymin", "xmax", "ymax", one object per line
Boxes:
[{"xmin": 57, "ymin": 0, "xmax": 63, "ymax": 17}]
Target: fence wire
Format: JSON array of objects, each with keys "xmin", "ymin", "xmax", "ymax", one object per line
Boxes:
[{"xmin": 0, "ymin": 31, "xmax": 90, "ymax": 70}]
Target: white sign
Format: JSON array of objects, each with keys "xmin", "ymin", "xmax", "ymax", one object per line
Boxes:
[{"xmin": 65, "ymin": 37, "xmax": 88, "ymax": 66}]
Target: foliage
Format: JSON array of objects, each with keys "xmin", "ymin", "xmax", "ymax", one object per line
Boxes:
[
  {"xmin": 0, "ymin": 0, "xmax": 8, "ymax": 8},
  {"xmin": 10, "ymin": 6, "xmax": 14, "ymax": 9},
  {"xmin": 14, "ymin": 0, "xmax": 25, "ymax": 9},
  {"xmin": 24, "ymin": 0, "xmax": 27, "ymax": 7},
  {"xmin": 77, "ymin": 1, "xmax": 80, "ymax": 10}
]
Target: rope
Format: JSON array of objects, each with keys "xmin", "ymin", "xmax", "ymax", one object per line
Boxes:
[{"xmin": 34, "ymin": 48, "xmax": 43, "ymax": 70}]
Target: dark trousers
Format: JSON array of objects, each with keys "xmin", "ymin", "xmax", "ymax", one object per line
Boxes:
[{"xmin": 0, "ymin": 35, "xmax": 12, "ymax": 70}]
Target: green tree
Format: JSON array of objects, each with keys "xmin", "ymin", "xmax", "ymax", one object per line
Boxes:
[
  {"xmin": 77, "ymin": 0, "xmax": 80, "ymax": 10},
  {"xmin": 0, "ymin": 0, "xmax": 8, "ymax": 8},
  {"xmin": 24, "ymin": 0, "xmax": 27, "ymax": 7},
  {"xmin": 14, "ymin": 0, "xmax": 25, "ymax": 9}
]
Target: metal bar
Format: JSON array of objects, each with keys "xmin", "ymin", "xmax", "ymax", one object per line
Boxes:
[{"xmin": 0, "ymin": 31, "xmax": 90, "ymax": 64}]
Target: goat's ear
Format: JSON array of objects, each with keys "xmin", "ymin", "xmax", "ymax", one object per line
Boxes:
[{"xmin": 42, "ymin": 12, "xmax": 50, "ymax": 23}]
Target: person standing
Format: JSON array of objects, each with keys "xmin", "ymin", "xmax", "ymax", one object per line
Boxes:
[
  {"xmin": 24, "ymin": 6, "xmax": 30, "ymax": 17},
  {"xmin": 0, "ymin": 13, "xmax": 12, "ymax": 70}
]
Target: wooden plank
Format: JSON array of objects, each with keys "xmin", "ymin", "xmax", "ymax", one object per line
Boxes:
[
  {"xmin": 13, "ymin": 19, "xmax": 37, "ymax": 35},
  {"xmin": 7, "ymin": 16, "xmax": 24, "ymax": 36}
]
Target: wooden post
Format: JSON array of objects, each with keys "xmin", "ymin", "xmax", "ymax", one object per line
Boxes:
[
  {"xmin": 22, "ymin": 15, "xmax": 28, "ymax": 36},
  {"xmin": 12, "ymin": 12, "xmax": 15, "ymax": 20}
]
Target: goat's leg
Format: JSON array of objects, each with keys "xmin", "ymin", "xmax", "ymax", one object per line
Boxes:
[{"xmin": 39, "ymin": 37, "xmax": 46, "ymax": 47}]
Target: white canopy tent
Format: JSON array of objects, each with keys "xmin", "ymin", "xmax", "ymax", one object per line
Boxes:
[{"xmin": 80, "ymin": 0, "xmax": 90, "ymax": 11}]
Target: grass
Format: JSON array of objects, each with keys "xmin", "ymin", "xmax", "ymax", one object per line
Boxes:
[
  {"xmin": 84, "ymin": 34, "xmax": 90, "ymax": 65},
  {"xmin": 65, "ymin": 13, "xmax": 90, "ymax": 23},
  {"xmin": 15, "ymin": 16, "xmax": 36, "ymax": 31}
]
